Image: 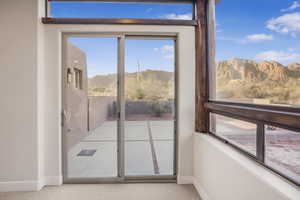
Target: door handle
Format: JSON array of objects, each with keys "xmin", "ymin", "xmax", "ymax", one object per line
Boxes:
[{"xmin": 62, "ymin": 110, "xmax": 71, "ymax": 127}]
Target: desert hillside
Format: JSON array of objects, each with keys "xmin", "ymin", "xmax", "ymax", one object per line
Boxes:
[
  {"xmin": 87, "ymin": 60, "xmax": 300, "ymax": 105},
  {"xmin": 88, "ymin": 70, "xmax": 174, "ymax": 100},
  {"xmin": 217, "ymin": 58, "xmax": 300, "ymax": 105},
  {"xmin": 89, "ymin": 70, "xmax": 173, "ymax": 88}
]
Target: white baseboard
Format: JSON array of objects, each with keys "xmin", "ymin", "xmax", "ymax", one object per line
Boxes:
[
  {"xmin": 193, "ymin": 178, "xmax": 210, "ymax": 200},
  {"xmin": 44, "ymin": 176, "xmax": 63, "ymax": 186},
  {"xmin": 38, "ymin": 176, "xmax": 63, "ymax": 190},
  {"xmin": 177, "ymin": 176, "xmax": 194, "ymax": 184},
  {"xmin": 0, "ymin": 176, "xmax": 63, "ymax": 192},
  {"xmin": 0, "ymin": 180, "xmax": 40, "ymax": 192}
]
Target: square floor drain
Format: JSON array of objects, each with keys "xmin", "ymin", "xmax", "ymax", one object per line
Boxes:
[{"xmin": 77, "ymin": 149, "xmax": 97, "ymax": 157}]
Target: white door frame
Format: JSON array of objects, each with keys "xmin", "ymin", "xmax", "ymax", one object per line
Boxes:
[{"xmin": 62, "ymin": 32, "xmax": 178, "ymax": 183}]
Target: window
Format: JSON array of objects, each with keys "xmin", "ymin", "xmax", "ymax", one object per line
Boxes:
[
  {"xmin": 209, "ymin": 110, "xmax": 300, "ymax": 185},
  {"xmin": 205, "ymin": 0, "xmax": 300, "ymax": 186},
  {"xmin": 47, "ymin": 0, "xmax": 194, "ymax": 20},
  {"xmin": 265, "ymin": 126, "xmax": 300, "ymax": 183},
  {"xmin": 210, "ymin": 114, "xmax": 257, "ymax": 155},
  {"xmin": 211, "ymin": 0, "xmax": 300, "ymax": 107},
  {"xmin": 74, "ymin": 68, "xmax": 83, "ymax": 89}
]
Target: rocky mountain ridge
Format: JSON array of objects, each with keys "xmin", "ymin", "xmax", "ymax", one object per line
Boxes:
[
  {"xmin": 217, "ymin": 58, "xmax": 300, "ymax": 82},
  {"xmin": 217, "ymin": 58, "xmax": 300, "ymax": 105},
  {"xmin": 88, "ymin": 69, "xmax": 174, "ymax": 89}
]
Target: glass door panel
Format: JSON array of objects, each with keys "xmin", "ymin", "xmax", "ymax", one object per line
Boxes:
[
  {"xmin": 63, "ymin": 37, "xmax": 119, "ymax": 179},
  {"xmin": 124, "ymin": 38, "xmax": 176, "ymax": 176}
]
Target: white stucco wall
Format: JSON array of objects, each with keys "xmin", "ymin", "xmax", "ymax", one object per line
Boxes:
[
  {"xmin": 193, "ymin": 134, "xmax": 300, "ymax": 200},
  {"xmin": 42, "ymin": 25, "xmax": 196, "ymax": 183},
  {"xmin": 0, "ymin": 0, "xmax": 41, "ymax": 191},
  {"xmin": 0, "ymin": 0, "xmax": 195, "ymax": 190}
]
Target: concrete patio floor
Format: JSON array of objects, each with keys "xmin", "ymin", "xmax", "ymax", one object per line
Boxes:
[{"xmin": 67, "ymin": 121, "xmax": 174, "ymax": 178}]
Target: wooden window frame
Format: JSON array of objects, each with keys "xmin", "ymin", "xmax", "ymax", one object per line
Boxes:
[
  {"xmin": 43, "ymin": 0, "xmax": 197, "ymax": 26},
  {"xmin": 195, "ymin": 0, "xmax": 300, "ymax": 186}
]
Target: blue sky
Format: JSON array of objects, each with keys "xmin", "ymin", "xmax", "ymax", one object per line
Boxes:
[
  {"xmin": 59, "ymin": 1, "xmax": 300, "ymax": 77},
  {"xmin": 216, "ymin": 0, "xmax": 300, "ymax": 65},
  {"xmin": 68, "ymin": 37, "xmax": 174, "ymax": 77},
  {"xmin": 55, "ymin": 2, "xmax": 181, "ymax": 77},
  {"xmin": 51, "ymin": 2, "xmax": 193, "ymax": 19}
]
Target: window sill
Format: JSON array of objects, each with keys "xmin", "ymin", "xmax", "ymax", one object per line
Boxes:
[
  {"xmin": 200, "ymin": 132, "xmax": 300, "ymax": 188},
  {"xmin": 194, "ymin": 133, "xmax": 300, "ymax": 199}
]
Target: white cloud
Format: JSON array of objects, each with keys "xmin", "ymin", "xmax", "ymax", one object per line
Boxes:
[
  {"xmin": 163, "ymin": 54, "xmax": 174, "ymax": 59},
  {"xmin": 146, "ymin": 8, "xmax": 153, "ymax": 13},
  {"xmin": 155, "ymin": 45, "xmax": 174, "ymax": 53},
  {"xmin": 217, "ymin": 36, "xmax": 238, "ymax": 42},
  {"xmin": 215, "ymin": 21, "xmax": 222, "ymax": 33},
  {"xmin": 281, "ymin": 1, "xmax": 300, "ymax": 12},
  {"xmin": 164, "ymin": 13, "xmax": 192, "ymax": 20},
  {"xmin": 244, "ymin": 34, "xmax": 274, "ymax": 43},
  {"xmin": 289, "ymin": 48, "xmax": 295, "ymax": 52},
  {"xmin": 154, "ymin": 45, "xmax": 174, "ymax": 59},
  {"xmin": 266, "ymin": 12, "xmax": 300, "ymax": 37},
  {"xmin": 255, "ymin": 50, "xmax": 300, "ymax": 64},
  {"xmin": 218, "ymin": 34, "xmax": 273, "ymax": 44}
]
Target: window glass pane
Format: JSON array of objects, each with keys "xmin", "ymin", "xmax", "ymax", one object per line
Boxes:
[
  {"xmin": 74, "ymin": 68, "xmax": 83, "ymax": 89},
  {"xmin": 210, "ymin": 113, "xmax": 257, "ymax": 155},
  {"xmin": 124, "ymin": 39, "xmax": 175, "ymax": 176},
  {"xmin": 212, "ymin": 0, "xmax": 300, "ymax": 107},
  {"xmin": 50, "ymin": 2, "xmax": 193, "ymax": 20},
  {"xmin": 265, "ymin": 126, "xmax": 300, "ymax": 184},
  {"xmin": 65, "ymin": 37, "xmax": 118, "ymax": 178}
]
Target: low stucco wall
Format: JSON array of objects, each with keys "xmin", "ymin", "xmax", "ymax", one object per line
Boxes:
[
  {"xmin": 88, "ymin": 98, "xmax": 174, "ymax": 131},
  {"xmin": 125, "ymin": 100, "xmax": 174, "ymax": 117},
  {"xmin": 193, "ymin": 134, "xmax": 300, "ymax": 200},
  {"xmin": 88, "ymin": 96, "xmax": 116, "ymax": 131}
]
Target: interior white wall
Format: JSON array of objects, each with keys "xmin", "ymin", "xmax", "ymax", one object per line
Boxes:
[
  {"xmin": 0, "ymin": 0, "xmax": 39, "ymax": 191},
  {"xmin": 42, "ymin": 25, "xmax": 196, "ymax": 183},
  {"xmin": 193, "ymin": 134, "xmax": 300, "ymax": 200}
]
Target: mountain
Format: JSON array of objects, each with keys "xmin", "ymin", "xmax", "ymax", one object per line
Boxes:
[
  {"xmin": 287, "ymin": 63, "xmax": 300, "ymax": 78},
  {"xmin": 87, "ymin": 59, "xmax": 300, "ymax": 104},
  {"xmin": 288, "ymin": 63, "xmax": 300, "ymax": 71},
  {"xmin": 88, "ymin": 69, "xmax": 174, "ymax": 89},
  {"xmin": 88, "ymin": 74, "xmax": 117, "ymax": 88},
  {"xmin": 216, "ymin": 58, "xmax": 300, "ymax": 105},
  {"xmin": 217, "ymin": 58, "xmax": 300, "ymax": 82},
  {"xmin": 217, "ymin": 59, "xmax": 263, "ymax": 82}
]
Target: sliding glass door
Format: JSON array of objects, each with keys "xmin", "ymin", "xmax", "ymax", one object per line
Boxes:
[
  {"xmin": 62, "ymin": 34, "xmax": 176, "ymax": 183},
  {"xmin": 63, "ymin": 36, "xmax": 120, "ymax": 181},
  {"xmin": 124, "ymin": 38, "xmax": 176, "ymax": 177}
]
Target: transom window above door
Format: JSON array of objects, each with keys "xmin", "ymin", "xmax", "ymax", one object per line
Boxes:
[{"xmin": 46, "ymin": 0, "xmax": 194, "ymax": 20}]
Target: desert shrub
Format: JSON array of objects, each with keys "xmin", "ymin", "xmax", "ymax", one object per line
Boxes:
[
  {"xmin": 242, "ymin": 85, "xmax": 268, "ymax": 99},
  {"xmin": 125, "ymin": 73, "xmax": 172, "ymax": 101},
  {"xmin": 150, "ymin": 102, "xmax": 169, "ymax": 117}
]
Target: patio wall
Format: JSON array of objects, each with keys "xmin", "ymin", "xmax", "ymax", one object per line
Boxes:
[
  {"xmin": 88, "ymin": 96, "xmax": 116, "ymax": 131},
  {"xmin": 193, "ymin": 134, "xmax": 300, "ymax": 200},
  {"xmin": 64, "ymin": 42, "xmax": 88, "ymax": 151},
  {"xmin": 125, "ymin": 100, "xmax": 174, "ymax": 118},
  {"xmin": 88, "ymin": 98, "xmax": 174, "ymax": 132}
]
